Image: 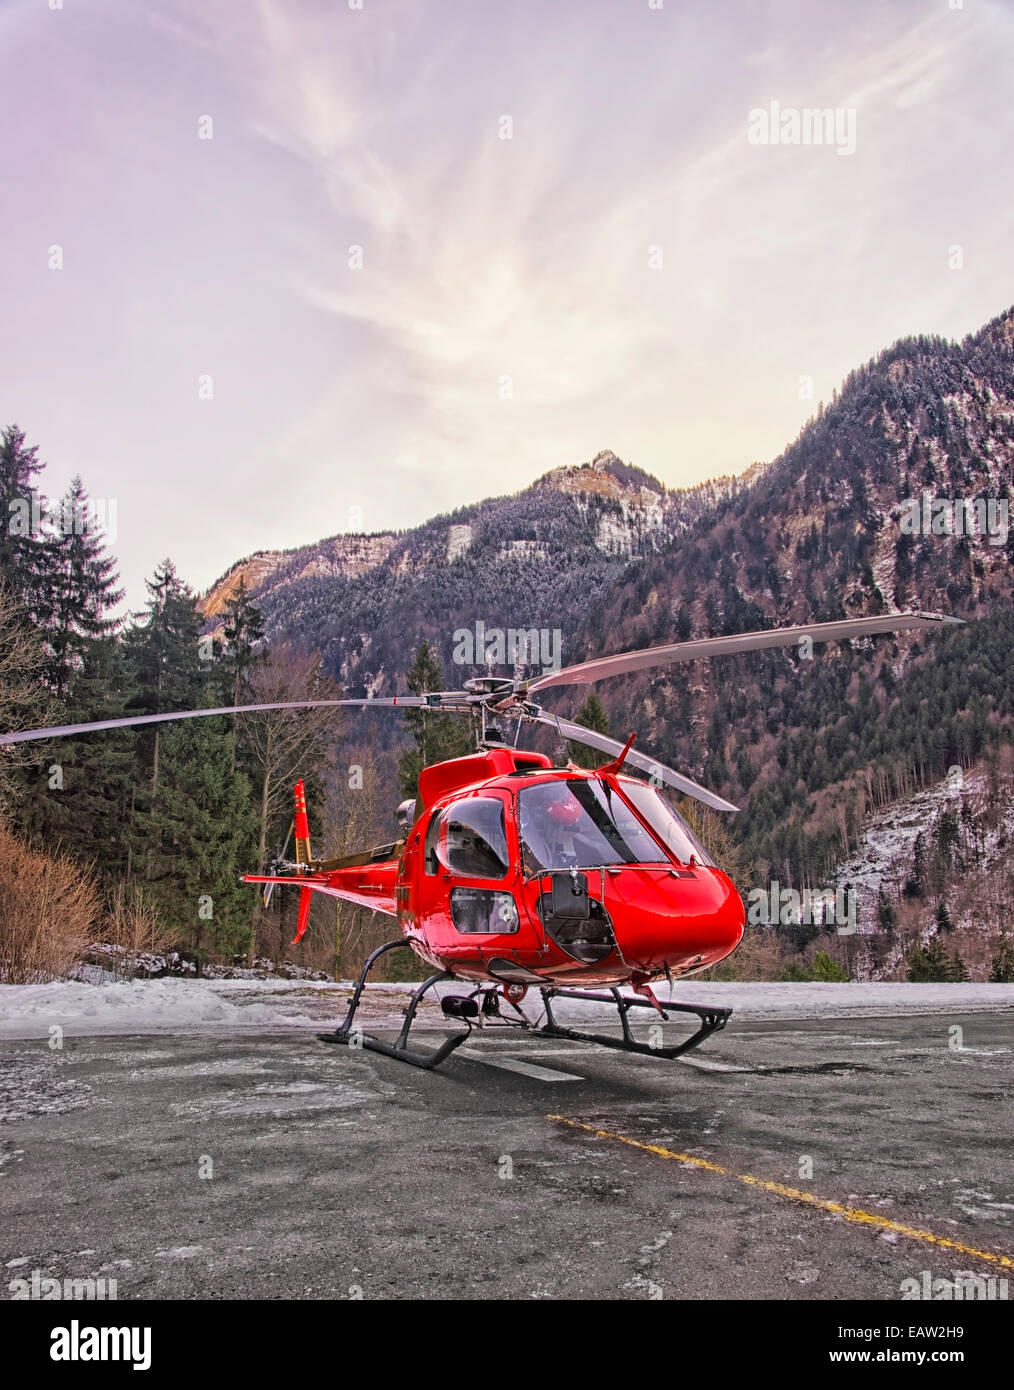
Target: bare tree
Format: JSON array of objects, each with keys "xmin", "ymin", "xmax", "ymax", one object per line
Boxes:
[
  {"xmin": 0, "ymin": 825, "xmax": 99, "ymax": 982},
  {"xmin": 0, "ymin": 587, "xmax": 54, "ymax": 821},
  {"xmin": 319, "ymin": 742, "xmax": 397, "ymax": 979}
]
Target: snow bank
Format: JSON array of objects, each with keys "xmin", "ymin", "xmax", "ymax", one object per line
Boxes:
[
  {"xmin": 0, "ymin": 977, "xmax": 336, "ymax": 1040},
  {"xmin": 1, "ymin": 977, "xmax": 1009, "ymax": 1040}
]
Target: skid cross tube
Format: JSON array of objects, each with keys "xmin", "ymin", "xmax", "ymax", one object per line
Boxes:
[
  {"xmin": 536, "ymin": 986, "xmax": 731, "ymax": 1059},
  {"xmin": 318, "ymin": 940, "xmax": 472, "ymax": 1070}
]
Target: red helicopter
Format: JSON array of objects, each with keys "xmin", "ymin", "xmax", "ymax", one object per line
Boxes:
[{"xmin": 2, "ymin": 612, "xmax": 959, "ymax": 1069}]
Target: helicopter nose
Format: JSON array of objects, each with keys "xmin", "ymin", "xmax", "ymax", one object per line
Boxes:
[{"xmin": 601, "ymin": 865, "xmax": 744, "ymax": 973}]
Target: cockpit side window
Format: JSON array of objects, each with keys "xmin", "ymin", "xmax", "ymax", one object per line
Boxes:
[
  {"xmin": 423, "ymin": 810, "xmax": 443, "ymax": 876},
  {"xmin": 424, "ymin": 797, "xmax": 510, "ymax": 879}
]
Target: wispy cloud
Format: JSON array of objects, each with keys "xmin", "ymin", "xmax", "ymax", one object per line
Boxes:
[{"xmin": 0, "ymin": 0, "xmax": 1011, "ymax": 603}]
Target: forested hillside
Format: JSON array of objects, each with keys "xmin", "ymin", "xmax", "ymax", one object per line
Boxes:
[{"xmin": 561, "ymin": 308, "xmax": 1014, "ymax": 887}]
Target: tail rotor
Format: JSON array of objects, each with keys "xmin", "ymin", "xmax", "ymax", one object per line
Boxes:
[
  {"xmin": 260, "ymin": 782, "xmax": 315, "ymax": 944},
  {"xmin": 261, "ymin": 820, "xmax": 293, "ymax": 909},
  {"xmin": 291, "ymin": 780, "xmax": 314, "ymax": 945}
]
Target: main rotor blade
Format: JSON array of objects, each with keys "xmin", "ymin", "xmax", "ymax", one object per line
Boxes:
[
  {"xmin": 531, "ymin": 710, "xmax": 739, "ymax": 813},
  {"xmin": 526, "ymin": 612, "xmax": 963, "ymax": 692},
  {"xmin": 0, "ymin": 697, "xmax": 431, "ymax": 747}
]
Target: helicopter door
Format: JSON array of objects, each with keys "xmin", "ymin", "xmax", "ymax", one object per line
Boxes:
[{"xmin": 423, "ymin": 795, "xmax": 521, "ymax": 936}]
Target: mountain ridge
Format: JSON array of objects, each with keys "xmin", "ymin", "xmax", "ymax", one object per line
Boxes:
[{"xmin": 202, "ymin": 307, "xmax": 1014, "ymax": 667}]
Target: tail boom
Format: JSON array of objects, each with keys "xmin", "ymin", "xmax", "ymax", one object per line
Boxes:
[{"xmin": 243, "ymin": 859, "xmax": 400, "ymax": 934}]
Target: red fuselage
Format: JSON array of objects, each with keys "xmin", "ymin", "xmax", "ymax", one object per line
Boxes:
[
  {"xmin": 400, "ymin": 767, "xmax": 743, "ymax": 988},
  {"xmin": 251, "ymin": 749, "xmax": 745, "ymax": 990}
]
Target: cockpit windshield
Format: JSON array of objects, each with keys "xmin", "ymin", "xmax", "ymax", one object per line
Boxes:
[
  {"xmin": 616, "ymin": 779, "xmax": 714, "ymax": 866},
  {"xmin": 518, "ymin": 777, "xmax": 670, "ymax": 873}
]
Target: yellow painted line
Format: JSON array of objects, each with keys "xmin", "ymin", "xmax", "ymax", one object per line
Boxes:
[{"xmin": 547, "ymin": 1115, "xmax": 1014, "ymax": 1272}]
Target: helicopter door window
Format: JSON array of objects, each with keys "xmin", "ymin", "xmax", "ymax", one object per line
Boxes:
[
  {"xmin": 427, "ymin": 798, "xmax": 510, "ymax": 879},
  {"xmin": 450, "ymin": 888, "xmax": 520, "ymax": 934}
]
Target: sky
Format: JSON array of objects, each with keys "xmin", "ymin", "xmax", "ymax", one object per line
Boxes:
[{"xmin": 1, "ymin": 0, "xmax": 1012, "ymax": 610}]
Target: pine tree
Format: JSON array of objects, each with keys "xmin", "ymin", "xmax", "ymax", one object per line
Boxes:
[
  {"xmin": 568, "ymin": 691, "xmax": 611, "ymax": 767},
  {"xmin": 221, "ymin": 578, "xmax": 265, "ymax": 708},
  {"xmin": 13, "ymin": 633, "xmax": 139, "ymax": 878},
  {"xmin": 27, "ymin": 635, "xmax": 139, "ymax": 884},
  {"xmin": 989, "ymin": 934, "xmax": 1014, "ymax": 983},
  {"xmin": 876, "ymin": 887, "xmax": 896, "ymax": 933},
  {"xmin": 397, "ymin": 642, "xmax": 471, "ymax": 798},
  {"xmin": 124, "ymin": 560, "xmax": 204, "ymax": 799},
  {"xmin": 143, "ymin": 716, "xmax": 257, "ymax": 966},
  {"xmin": 948, "ymin": 950, "xmax": 969, "ymax": 982},
  {"xmin": 906, "ymin": 934, "xmax": 950, "ymax": 982},
  {"xmin": 813, "ymin": 949, "xmax": 849, "ymax": 982},
  {"xmin": 220, "ymin": 579, "xmax": 265, "ymax": 774},
  {"xmin": 46, "ymin": 476, "xmax": 123, "ymax": 699},
  {"xmin": 903, "ymin": 833, "xmax": 927, "ymax": 899},
  {"xmin": 121, "ymin": 560, "xmax": 208, "ymax": 888},
  {"xmin": 0, "ymin": 424, "xmax": 60, "ymax": 628},
  {"xmin": 935, "ymin": 901, "xmax": 953, "ymax": 933},
  {"xmin": 934, "ymin": 810, "xmax": 960, "ymax": 883},
  {"xmin": 0, "ymin": 587, "xmax": 53, "ymax": 817}
]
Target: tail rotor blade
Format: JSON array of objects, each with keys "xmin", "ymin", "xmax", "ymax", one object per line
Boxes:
[{"xmin": 262, "ymin": 822, "xmax": 294, "ymax": 909}]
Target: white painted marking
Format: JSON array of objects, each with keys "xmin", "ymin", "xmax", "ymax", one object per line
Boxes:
[
  {"xmin": 459, "ymin": 1049, "xmax": 583, "ymax": 1081},
  {"xmin": 476, "ymin": 1045, "xmax": 591, "ymax": 1058},
  {"xmin": 677, "ymin": 1056, "xmax": 749, "ymax": 1073},
  {"xmin": 470, "ymin": 1039, "xmax": 749, "ymax": 1072}
]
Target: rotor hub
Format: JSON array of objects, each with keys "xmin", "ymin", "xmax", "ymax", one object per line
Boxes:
[{"xmin": 462, "ymin": 676, "xmax": 518, "ymax": 698}]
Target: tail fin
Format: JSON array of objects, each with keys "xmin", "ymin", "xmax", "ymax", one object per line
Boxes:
[
  {"xmin": 293, "ymin": 779, "xmax": 312, "ymax": 866},
  {"xmin": 292, "ymin": 781, "xmax": 314, "ymax": 946}
]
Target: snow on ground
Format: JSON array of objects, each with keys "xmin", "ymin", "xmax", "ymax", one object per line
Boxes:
[
  {"xmin": 0, "ymin": 977, "xmax": 335, "ymax": 1040},
  {"xmin": 0, "ymin": 1055, "xmax": 98, "ymax": 1123},
  {"xmin": 0, "ymin": 975, "xmax": 1010, "ymax": 1041}
]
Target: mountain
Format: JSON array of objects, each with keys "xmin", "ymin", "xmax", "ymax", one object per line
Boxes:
[
  {"xmin": 199, "ymin": 449, "xmax": 737, "ymax": 686},
  {"xmin": 574, "ymin": 306, "xmax": 1014, "ymax": 660},
  {"xmin": 200, "ymin": 535, "xmax": 398, "ymax": 620}
]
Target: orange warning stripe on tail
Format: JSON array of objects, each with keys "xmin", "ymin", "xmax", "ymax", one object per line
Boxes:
[{"xmin": 293, "ymin": 779, "xmax": 312, "ymax": 866}]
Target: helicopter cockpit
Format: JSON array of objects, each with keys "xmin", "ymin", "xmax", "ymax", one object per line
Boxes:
[{"xmin": 518, "ymin": 777, "xmax": 678, "ymax": 874}]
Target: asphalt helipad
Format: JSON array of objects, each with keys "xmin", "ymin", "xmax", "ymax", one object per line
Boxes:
[{"xmin": 1, "ymin": 1006, "xmax": 1011, "ymax": 1301}]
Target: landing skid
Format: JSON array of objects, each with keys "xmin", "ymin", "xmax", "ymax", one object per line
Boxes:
[
  {"xmin": 318, "ymin": 940, "xmax": 472, "ymax": 1070},
  {"xmin": 318, "ymin": 942, "xmax": 732, "ymax": 1071},
  {"xmin": 534, "ymin": 986, "xmax": 731, "ymax": 1060}
]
